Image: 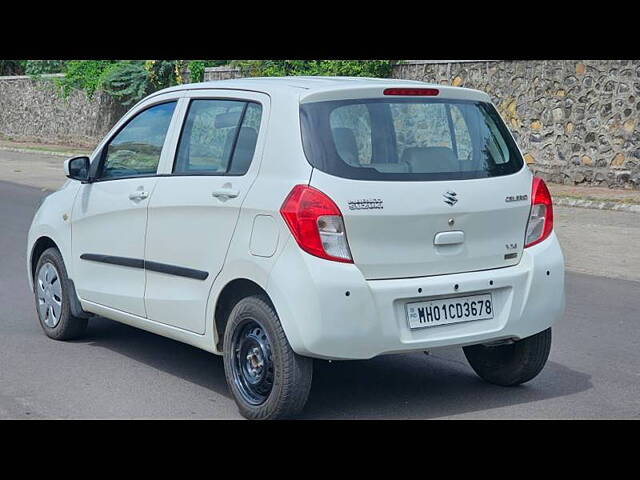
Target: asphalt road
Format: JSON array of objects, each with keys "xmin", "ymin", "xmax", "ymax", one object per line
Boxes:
[{"xmin": 1, "ymin": 180, "xmax": 639, "ymax": 419}]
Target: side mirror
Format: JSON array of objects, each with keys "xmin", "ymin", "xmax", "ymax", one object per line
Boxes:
[{"xmin": 64, "ymin": 156, "xmax": 91, "ymax": 182}]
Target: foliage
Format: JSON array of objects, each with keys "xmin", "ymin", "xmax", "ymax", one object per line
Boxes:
[
  {"xmin": 0, "ymin": 60, "xmax": 27, "ymax": 75},
  {"xmin": 145, "ymin": 60, "xmax": 182, "ymax": 90},
  {"xmin": 229, "ymin": 60, "xmax": 395, "ymax": 78},
  {"xmin": 56, "ymin": 60, "xmax": 191, "ymax": 106},
  {"xmin": 101, "ymin": 61, "xmax": 151, "ymax": 106},
  {"xmin": 56, "ymin": 60, "xmax": 117, "ymax": 98},
  {"xmin": 47, "ymin": 59, "xmax": 395, "ymax": 107},
  {"xmin": 24, "ymin": 60, "xmax": 66, "ymax": 75}
]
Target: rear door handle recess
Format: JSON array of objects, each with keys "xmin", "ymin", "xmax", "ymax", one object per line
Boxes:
[
  {"xmin": 128, "ymin": 191, "xmax": 149, "ymax": 201},
  {"xmin": 212, "ymin": 189, "xmax": 240, "ymax": 199},
  {"xmin": 434, "ymin": 231, "xmax": 465, "ymax": 246}
]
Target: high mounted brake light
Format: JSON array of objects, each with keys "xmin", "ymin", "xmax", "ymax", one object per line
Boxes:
[
  {"xmin": 524, "ymin": 176, "xmax": 554, "ymax": 248},
  {"xmin": 280, "ymin": 185, "xmax": 353, "ymax": 263},
  {"xmin": 383, "ymin": 88, "xmax": 439, "ymax": 96}
]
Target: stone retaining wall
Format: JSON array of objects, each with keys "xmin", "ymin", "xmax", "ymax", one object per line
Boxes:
[
  {"xmin": 393, "ymin": 60, "xmax": 640, "ymax": 189},
  {"xmin": 0, "ymin": 74, "xmax": 126, "ymax": 148},
  {"xmin": 4, "ymin": 62, "xmax": 638, "ymax": 189},
  {"xmin": 203, "ymin": 66, "xmax": 243, "ymax": 81}
]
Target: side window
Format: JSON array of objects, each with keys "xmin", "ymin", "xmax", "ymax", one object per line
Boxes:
[
  {"xmin": 329, "ymin": 104, "xmax": 372, "ymax": 165},
  {"xmin": 100, "ymin": 102, "xmax": 176, "ymax": 179},
  {"xmin": 174, "ymin": 99, "xmax": 261, "ymax": 175},
  {"xmin": 228, "ymin": 102, "xmax": 262, "ymax": 175}
]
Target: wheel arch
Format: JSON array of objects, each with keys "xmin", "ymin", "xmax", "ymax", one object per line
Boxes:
[
  {"xmin": 213, "ymin": 278, "xmax": 275, "ymax": 352},
  {"xmin": 30, "ymin": 236, "xmax": 60, "ymax": 284}
]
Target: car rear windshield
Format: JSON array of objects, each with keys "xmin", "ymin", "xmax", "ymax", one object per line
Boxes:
[{"xmin": 300, "ymin": 98, "xmax": 524, "ymax": 181}]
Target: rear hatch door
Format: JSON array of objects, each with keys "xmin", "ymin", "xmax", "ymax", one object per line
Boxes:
[
  {"xmin": 310, "ymin": 168, "xmax": 532, "ymax": 280},
  {"xmin": 301, "ymin": 86, "xmax": 532, "ymax": 280}
]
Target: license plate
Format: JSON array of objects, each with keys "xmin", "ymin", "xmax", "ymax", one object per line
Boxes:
[{"xmin": 406, "ymin": 293, "xmax": 494, "ymax": 329}]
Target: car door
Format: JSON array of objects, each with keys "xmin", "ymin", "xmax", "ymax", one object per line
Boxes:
[
  {"xmin": 143, "ymin": 92, "xmax": 268, "ymax": 334},
  {"xmin": 71, "ymin": 100, "xmax": 180, "ymax": 317}
]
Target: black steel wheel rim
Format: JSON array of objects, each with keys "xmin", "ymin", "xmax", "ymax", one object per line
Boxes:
[{"xmin": 230, "ymin": 318, "xmax": 274, "ymax": 406}]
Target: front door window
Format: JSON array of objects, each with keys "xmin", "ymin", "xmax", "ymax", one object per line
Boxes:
[{"xmin": 100, "ymin": 101, "xmax": 177, "ymax": 179}]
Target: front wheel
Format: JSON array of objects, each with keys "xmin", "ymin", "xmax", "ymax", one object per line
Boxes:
[
  {"xmin": 33, "ymin": 247, "xmax": 88, "ymax": 340},
  {"xmin": 463, "ymin": 328, "xmax": 552, "ymax": 386},
  {"xmin": 223, "ymin": 295, "xmax": 313, "ymax": 420}
]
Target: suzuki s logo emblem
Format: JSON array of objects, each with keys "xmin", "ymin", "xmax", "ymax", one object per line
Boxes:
[{"xmin": 443, "ymin": 190, "xmax": 458, "ymax": 206}]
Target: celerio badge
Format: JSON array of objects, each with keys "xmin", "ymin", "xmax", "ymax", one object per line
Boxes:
[{"xmin": 505, "ymin": 194, "xmax": 528, "ymax": 203}]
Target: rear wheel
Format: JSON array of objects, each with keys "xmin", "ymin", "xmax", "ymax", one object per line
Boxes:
[
  {"xmin": 33, "ymin": 248, "xmax": 88, "ymax": 340},
  {"xmin": 463, "ymin": 328, "xmax": 552, "ymax": 386},
  {"xmin": 223, "ymin": 295, "xmax": 313, "ymax": 420}
]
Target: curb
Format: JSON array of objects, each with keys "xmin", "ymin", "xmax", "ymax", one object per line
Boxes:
[
  {"xmin": 554, "ymin": 197, "xmax": 640, "ymax": 214},
  {"xmin": 0, "ymin": 146, "xmax": 88, "ymax": 158}
]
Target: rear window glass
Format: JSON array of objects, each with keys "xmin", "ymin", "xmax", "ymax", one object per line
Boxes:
[{"xmin": 300, "ymin": 98, "xmax": 524, "ymax": 181}]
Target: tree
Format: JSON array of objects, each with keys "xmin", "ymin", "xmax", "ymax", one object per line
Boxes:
[{"xmin": 0, "ymin": 60, "xmax": 26, "ymax": 75}]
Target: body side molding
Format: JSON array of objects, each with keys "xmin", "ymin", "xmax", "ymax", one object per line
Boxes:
[{"xmin": 80, "ymin": 254, "xmax": 208, "ymax": 280}]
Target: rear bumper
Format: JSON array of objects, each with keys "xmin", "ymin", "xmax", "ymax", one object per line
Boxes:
[{"xmin": 267, "ymin": 232, "xmax": 565, "ymax": 360}]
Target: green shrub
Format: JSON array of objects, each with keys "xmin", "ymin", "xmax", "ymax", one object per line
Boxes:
[
  {"xmin": 24, "ymin": 60, "xmax": 66, "ymax": 75},
  {"xmin": 57, "ymin": 60, "xmax": 117, "ymax": 98},
  {"xmin": 230, "ymin": 60, "xmax": 395, "ymax": 78}
]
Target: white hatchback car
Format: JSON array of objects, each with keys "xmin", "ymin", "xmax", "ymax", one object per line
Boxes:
[{"xmin": 27, "ymin": 77, "xmax": 565, "ymax": 419}]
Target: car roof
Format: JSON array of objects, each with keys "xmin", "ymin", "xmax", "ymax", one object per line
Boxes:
[{"xmin": 148, "ymin": 76, "xmax": 490, "ymax": 102}]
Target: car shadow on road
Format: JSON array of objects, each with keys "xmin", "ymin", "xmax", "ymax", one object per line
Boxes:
[
  {"xmin": 301, "ymin": 351, "xmax": 592, "ymax": 419},
  {"xmin": 79, "ymin": 316, "xmax": 232, "ymax": 400},
  {"xmin": 80, "ymin": 317, "xmax": 592, "ymax": 419}
]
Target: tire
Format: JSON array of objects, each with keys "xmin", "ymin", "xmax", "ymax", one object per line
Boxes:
[
  {"xmin": 223, "ymin": 295, "xmax": 313, "ymax": 420},
  {"xmin": 33, "ymin": 247, "xmax": 88, "ymax": 341},
  {"xmin": 463, "ymin": 328, "xmax": 552, "ymax": 386}
]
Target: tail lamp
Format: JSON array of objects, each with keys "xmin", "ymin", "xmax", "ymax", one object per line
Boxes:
[
  {"xmin": 524, "ymin": 176, "xmax": 554, "ymax": 248},
  {"xmin": 280, "ymin": 185, "xmax": 353, "ymax": 263}
]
